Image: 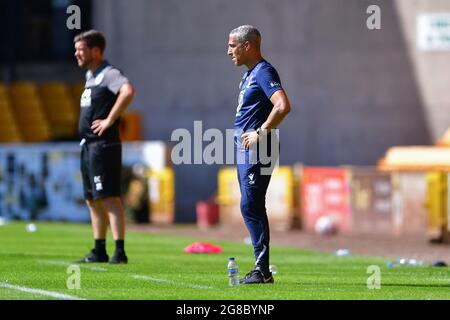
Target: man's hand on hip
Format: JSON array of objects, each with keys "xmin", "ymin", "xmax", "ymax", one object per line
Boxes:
[
  {"xmin": 91, "ymin": 118, "xmax": 114, "ymax": 136},
  {"xmin": 241, "ymin": 131, "xmax": 260, "ymax": 149}
]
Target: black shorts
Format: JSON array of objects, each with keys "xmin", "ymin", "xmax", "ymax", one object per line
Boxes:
[{"xmin": 80, "ymin": 140, "xmax": 122, "ymax": 200}]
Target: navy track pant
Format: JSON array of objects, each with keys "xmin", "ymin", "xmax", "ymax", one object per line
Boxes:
[{"xmin": 235, "ymin": 134, "xmax": 277, "ymax": 274}]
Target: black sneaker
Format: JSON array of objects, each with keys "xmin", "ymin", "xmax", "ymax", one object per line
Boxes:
[
  {"xmin": 109, "ymin": 251, "xmax": 128, "ymax": 264},
  {"xmin": 77, "ymin": 249, "xmax": 109, "ymax": 263},
  {"xmin": 240, "ymin": 269, "xmax": 274, "ymax": 284}
]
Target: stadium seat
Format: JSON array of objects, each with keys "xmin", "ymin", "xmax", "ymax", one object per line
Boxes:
[
  {"xmin": 71, "ymin": 81, "xmax": 85, "ymax": 101},
  {"xmin": 0, "ymin": 83, "xmax": 8, "ymax": 99},
  {"xmin": 40, "ymin": 82, "xmax": 71, "ymax": 100},
  {"xmin": 42, "ymin": 99, "xmax": 77, "ymax": 122},
  {"xmin": 11, "ymin": 99, "xmax": 52, "ymax": 142},
  {"xmin": 41, "ymin": 99, "xmax": 78, "ymax": 139},
  {"xmin": 0, "ymin": 125, "xmax": 23, "ymax": 143},
  {"xmin": 0, "ymin": 99, "xmax": 11, "ymax": 119},
  {"xmin": 67, "ymin": 82, "xmax": 83, "ymax": 119},
  {"xmin": 40, "ymin": 82, "xmax": 80, "ymax": 140},
  {"xmin": 20, "ymin": 124, "xmax": 52, "ymax": 142},
  {"xmin": 10, "ymin": 83, "xmax": 57, "ymax": 142},
  {"xmin": 10, "ymin": 82, "xmax": 39, "ymax": 100},
  {"xmin": 0, "ymin": 100, "xmax": 23, "ymax": 143},
  {"xmin": 12, "ymin": 98, "xmax": 45, "ymax": 114}
]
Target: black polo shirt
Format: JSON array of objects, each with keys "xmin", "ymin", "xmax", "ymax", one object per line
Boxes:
[{"xmin": 78, "ymin": 60, "xmax": 129, "ymax": 143}]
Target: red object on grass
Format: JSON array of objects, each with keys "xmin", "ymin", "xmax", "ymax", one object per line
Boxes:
[{"xmin": 184, "ymin": 242, "xmax": 223, "ymax": 254}]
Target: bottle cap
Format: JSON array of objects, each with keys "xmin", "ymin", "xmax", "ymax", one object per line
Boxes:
[{"xmin": 229, "ymin": 257, "xmax": 235, "ymax": 260}]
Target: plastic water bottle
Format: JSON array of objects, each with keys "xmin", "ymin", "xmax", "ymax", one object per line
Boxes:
[
  {"xmin": 228, "ymin": 257, "xmax": 239, "ymax": 286},
  {"xmin": 406, "ymin": 259, "xmax": 424, "ymax": 267},
  {"xmin": 386, "ymin": 258, "xmax": 425, "ymax": 268},
  {"xmin": 269, "ymin": 264, "xmax": 278, "ymax": 275},
  {"xmin": 335, "ymin": 249, "xmax": 351, "ymax": 257}
]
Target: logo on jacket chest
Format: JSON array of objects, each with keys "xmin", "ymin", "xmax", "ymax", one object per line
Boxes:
[{"xmin": 80, "ymin": 88, "xmax": 91, "ymax": 108}]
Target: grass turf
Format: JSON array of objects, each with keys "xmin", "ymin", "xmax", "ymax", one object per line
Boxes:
[{"xmin": 0, "ymin": 222, "xmax": 449, "ymax": 300}]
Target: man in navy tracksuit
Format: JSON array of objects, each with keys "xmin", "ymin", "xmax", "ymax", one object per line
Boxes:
[{"xmin": 227, "ymin": 25, "xmax": 291, "ymax": 284}]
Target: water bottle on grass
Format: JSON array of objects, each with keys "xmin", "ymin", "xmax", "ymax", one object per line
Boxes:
[{"xmin": 228, "ymin": 257, "xmax": 239, "ymax": 286}]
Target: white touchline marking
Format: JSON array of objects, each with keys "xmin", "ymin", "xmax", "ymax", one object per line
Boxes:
[
  {"xmin": 132, "ymin": 275, "xmax": 214, "ymax": 290},
  {"xmin": 36, "ymin": 260, "xmax": 107, "ymax": 271},
  {"xmin": 36, "ymin": 260, "xmax": 67, "ymax": 266},
  {"xmin": 88, "ymin": 266, "xmax": 108, "ymax": 271},
  {"xmin": 0, "ymin": 282, "xmax": 86, "ymax": 300}
]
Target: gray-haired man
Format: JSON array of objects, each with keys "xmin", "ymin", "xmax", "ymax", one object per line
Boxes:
[{"xmin": 227, "ymin": 25, "xmax": 291, "ymax": 284}]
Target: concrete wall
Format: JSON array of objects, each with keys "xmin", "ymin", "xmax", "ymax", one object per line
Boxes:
[
  {"xmin": 92, "ymin": 0, "xmax": 432, "ymax": 221},
  {"xmin": 395, "ymin": 0, "xmax": 450, "ymax": 141}
]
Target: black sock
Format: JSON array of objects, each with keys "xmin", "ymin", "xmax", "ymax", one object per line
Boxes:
[
  {"xmin": 95, "ymin": 239, "xmax": 106, "ymax": 254},
  {"xmin": 115, "ymin": 240, "xmax": 125, "ymax": 253},
  {"xmin": 256, "ymin": 265, "xmax": 270, "ymax": 277}
]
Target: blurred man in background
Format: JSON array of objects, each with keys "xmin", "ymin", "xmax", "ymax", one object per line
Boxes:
[
  {"xmin": 74, "ymin": 30, "xmax": 135, "ymax": 264},
  {"xmin": 227, "ymin": 25, "xmax": 291, "ymax": 284}
]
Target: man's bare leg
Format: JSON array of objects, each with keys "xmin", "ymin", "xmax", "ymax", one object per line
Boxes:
[
  {"xmin": 87, "ymin": 199, "xmax": 109, "ymax": 239},
  {"xmin": 103, "ymin": 197, "xmax": 125, "ymax": 240},
  {"xmin": 103, "ymin": 196, "xmax": 128, "ymax": 263},
  {"xmin": 78, "ymin": 199, "xmax": 110, "ymax": 263}
]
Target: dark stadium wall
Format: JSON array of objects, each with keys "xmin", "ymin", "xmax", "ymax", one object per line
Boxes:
[{"xmin": 92, "ymin": 0, "xmax": 430, "ymax": 222}]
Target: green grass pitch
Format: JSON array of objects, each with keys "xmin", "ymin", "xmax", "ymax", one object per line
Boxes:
[{"xmin": 0, "ymin": 222, "xmax": 449, "ymax": 300}]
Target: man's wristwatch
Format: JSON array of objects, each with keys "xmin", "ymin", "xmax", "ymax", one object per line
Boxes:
[{"xmin": 256, "ymin": 127, "xmax": 266, "ymax": 137}]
